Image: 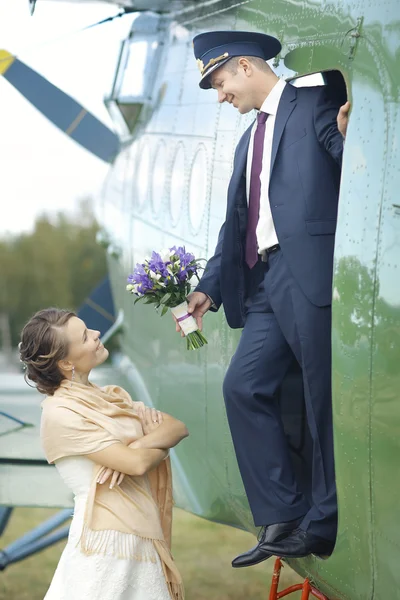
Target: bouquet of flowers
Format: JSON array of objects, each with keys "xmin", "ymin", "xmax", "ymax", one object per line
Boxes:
[{"xmin": 126, "ymin": 246, "xmax": 208, "ymax": 350}]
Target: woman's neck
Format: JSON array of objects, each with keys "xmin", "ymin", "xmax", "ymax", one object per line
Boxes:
[{"xmin": 67, "ymin": 371, "xmax": 90, "ymax": 386}]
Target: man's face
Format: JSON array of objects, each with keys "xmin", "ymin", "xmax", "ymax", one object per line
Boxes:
[{"xmin": 210, "ymin": 61, "xmax": 255, "ymax": 114}]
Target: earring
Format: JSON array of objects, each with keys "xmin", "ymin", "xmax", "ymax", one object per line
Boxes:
[{"xmin": 71, "ymin": 366, "xmax": 75, "ymax": 387}]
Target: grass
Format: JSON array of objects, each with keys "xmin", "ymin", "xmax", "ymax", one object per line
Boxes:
[{"xmin": 0, "ymin": 508, "xmax": 302, "ymax": 599}]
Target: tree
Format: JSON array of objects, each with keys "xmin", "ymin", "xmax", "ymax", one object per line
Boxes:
[{"xmin": 0, "ymin": 199, "xmax": 108, "ymax": 347}]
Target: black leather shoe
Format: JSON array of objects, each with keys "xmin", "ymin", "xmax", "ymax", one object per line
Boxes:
[
  {"xmin": 260, "ymin": 528, "xmax": 335, "ymax": 558},
  {"xmin": 231, "ymin": 517, "xmax": 304, "ymax": 568}
]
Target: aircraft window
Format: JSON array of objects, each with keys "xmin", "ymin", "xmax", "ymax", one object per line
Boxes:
[
  {"xmin": 119, "ymin": 40, "xmax": 158, "ymax": 98},
  {"xmin": 170, "ymin": 144, "xmax": 186, "ymax": 225},
  {"xmin": 137, "ymin": 140, "xmax": 151, "ymax": 210},
  {"xmin": 151, "ymin": 141, "xmax": 167, "ymax": 215},
  {"xmin": 105, "ymin": 13, "xmax": 165, "ymax": 137},
  {"xmin": 189, "ymin": 145, "xmax": 208, "ymax": 232}
]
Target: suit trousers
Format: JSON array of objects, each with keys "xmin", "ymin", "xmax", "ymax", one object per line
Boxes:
[{"xmin": 222, "ymin": 249, "xmax": 337, "ymax": 541}]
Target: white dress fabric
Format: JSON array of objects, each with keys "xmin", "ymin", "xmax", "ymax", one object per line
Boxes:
[{"xmin": 44, "ymin": 456, "xmax": 171, "ymax": 600}]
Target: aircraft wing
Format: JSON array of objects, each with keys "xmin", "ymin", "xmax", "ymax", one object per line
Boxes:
[
  {"xmin": 77, "ymin": 276, "xmax": 116, "ymax": 338},
  {"xmin": 0, "ymin": 372, "xmax": 73, "ymax": 508},
  {"xmin": 0, "ymin": 365, "xmax": 121, "ymax": 508}
]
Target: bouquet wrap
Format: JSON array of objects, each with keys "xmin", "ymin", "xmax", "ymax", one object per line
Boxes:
[{"xmin": 170, "ymin": 302, "xmax": 198, "ymax": 336}]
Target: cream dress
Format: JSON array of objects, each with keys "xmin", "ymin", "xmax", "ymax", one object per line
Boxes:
[{"xmin": 44, "ymin": 456, "xmax": 171, "ymax": 600}]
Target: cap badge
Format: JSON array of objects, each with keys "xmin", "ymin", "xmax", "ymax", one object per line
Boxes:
[{"xmin": 196, "ymin": 58, "xmax": 205, "ymax": 73}]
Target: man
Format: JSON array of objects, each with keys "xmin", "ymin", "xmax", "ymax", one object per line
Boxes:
[{"xmin": 177, "ymin": 30, "xmax": 349, "ymax": 565}]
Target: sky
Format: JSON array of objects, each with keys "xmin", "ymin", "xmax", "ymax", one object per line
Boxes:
[{"xmin": 0, "ymin": 0, "xmax": 135, "ymax": 235}]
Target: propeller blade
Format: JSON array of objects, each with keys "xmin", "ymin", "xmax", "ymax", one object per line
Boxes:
[{"xmin": 0, "ymin": 50, "xmax": 120, "ymax": 163}]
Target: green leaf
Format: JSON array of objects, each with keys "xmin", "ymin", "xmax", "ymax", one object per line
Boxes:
[
  {"xmin": 160, "ymin": 293, "xmax": 171, "ymax": 305},
  {"xmin": 161, "ymin": 305, "xmax": 169, "ymax": 317}
]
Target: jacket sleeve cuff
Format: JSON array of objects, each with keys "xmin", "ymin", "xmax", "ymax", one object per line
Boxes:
[{"xmin": 205, "ymin": 294, "xmax": 217, "ymax": 310}]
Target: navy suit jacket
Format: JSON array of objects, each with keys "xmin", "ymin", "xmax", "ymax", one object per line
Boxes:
[{"xmin": 197, "ymin": 83, "xmax": 343, "ymax": 329}]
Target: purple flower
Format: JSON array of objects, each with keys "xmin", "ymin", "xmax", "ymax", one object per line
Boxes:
[
  {"xmin": 170, "ymin": 246, "xmax": 197, "ymax": 273},
  {"xmin": 176, "ymin": 269, "xmax": 188, "ymax": 282},
  {"xmin": 127, "ymin": 263, "xmax": 154, "ymax": 294},
  {"xmin": 148, "ymin": 251, "xmax": 169, "ymax": 277}
]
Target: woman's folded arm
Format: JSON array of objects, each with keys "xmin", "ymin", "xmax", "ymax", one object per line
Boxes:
[
  {"xmin": 86, "ymin": 443, "xmax": 168, "ymax": 477},
  {"xmin": 136, "ymin": 413, "xmax": 189, "ymax": 450}
]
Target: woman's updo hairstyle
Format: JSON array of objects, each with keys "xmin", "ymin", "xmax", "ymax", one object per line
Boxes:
[{"xmin": 19, "ymin": 308, "xmax": 76, "ymax": 396}]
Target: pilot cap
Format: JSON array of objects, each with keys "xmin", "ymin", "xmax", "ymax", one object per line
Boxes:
[{"xmin": 193, "ymin": 30, "xmax": 281, "ymax": 89}]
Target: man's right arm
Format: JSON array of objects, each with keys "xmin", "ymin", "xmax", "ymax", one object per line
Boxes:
[{"xmin": 195, "ymin": 220, "xmax": 226, "ymax": 310}]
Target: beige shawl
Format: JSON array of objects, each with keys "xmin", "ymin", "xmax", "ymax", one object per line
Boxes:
[{"xmin": 41, "ymin": 380, "xmax": 184, "ymax": 600}]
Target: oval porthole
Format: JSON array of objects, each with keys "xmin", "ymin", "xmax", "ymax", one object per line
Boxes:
[
  {"xmin": 151, "ymin": 141, "xmax": 167, "ymax": 215},
  {"xmin": 136, "ymin": 140, "xmax": 151, "ymax": 210},
  {"xmin": 189, "ymin": 145, "xmax": 208, "ymax": 231},
  {"xmin": 170, "ymin": 144, "xmax": 185, "ymax": 225}
]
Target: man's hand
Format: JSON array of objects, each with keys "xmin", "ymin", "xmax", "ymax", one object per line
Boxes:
[
  {"xmin": 337, "ymin": 101, "xmax": 350, "ymax": 139},
  {"xmin": 173, "ymin": 291, "xmax": 211, "ymax": 338}
]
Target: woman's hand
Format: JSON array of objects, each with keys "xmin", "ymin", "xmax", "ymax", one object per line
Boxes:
[
  {"xmin": 96, "ymin": 466, "xmax": 125, "ymax": 489},
  {"xmin": 134, "ymin": 402, "xmax": 163, "ymax": 434},
  {"xmin": 132, "ymin": 401, "xmax": 146, "ymax": 415},
  {"xmin": 141, "ymin": 407, "xmax": 163, "ymax": 435},
  {"xmin": 133, "ymin": 402, "xmax": 163, "ymax": 434}
]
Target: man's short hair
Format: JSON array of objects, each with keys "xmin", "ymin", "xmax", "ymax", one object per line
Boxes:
[{"xmin": 223, "ymin": 55, "xmax": 271, "ymax": 74}]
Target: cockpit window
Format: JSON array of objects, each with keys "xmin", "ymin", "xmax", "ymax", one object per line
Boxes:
[
  {"xmin": 105, "ymin": 14, "xmax": 165, "ymax": 137},
  {"xmin": 118, "ymin": 40, "xmax": 159, "ymax": 98}
]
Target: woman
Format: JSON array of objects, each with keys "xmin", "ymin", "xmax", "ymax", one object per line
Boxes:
[{"xmin": 19, "ymin": 307, "xmax": 188, "ymax": 600}]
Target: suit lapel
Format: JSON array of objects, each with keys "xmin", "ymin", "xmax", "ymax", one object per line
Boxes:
[{"xmin": 270, "ymin": 83, "xmax": 297, "ymax": 176}]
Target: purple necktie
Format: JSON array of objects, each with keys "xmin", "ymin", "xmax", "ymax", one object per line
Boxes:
[{"xmin": 245, "ymin": 111, "xmax": 268, "ymax": 269}]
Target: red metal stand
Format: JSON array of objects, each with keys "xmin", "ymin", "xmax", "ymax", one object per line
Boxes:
[{"xmin": 268, "ymin": 558, "xmax": 329, "ymax": 600}]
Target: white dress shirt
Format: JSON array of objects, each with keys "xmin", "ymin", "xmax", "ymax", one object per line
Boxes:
[{"xmin": 246, "ymin": 78, "xmax": 287, "ymax": 253}]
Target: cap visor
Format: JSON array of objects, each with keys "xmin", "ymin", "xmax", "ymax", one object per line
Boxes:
[{"xmin": 199, "ymin": 57, "xmax": 231, "ymax": 89}]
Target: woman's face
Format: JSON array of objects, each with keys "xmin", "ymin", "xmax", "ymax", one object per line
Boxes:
[{"xmin": 62, "ymin": 316, "xmax": 109, "ymax": 376}]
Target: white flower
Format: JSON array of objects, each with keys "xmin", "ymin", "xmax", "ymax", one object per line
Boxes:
[
  {"xmin": 149, "ymin": 270, "xmax": 162, "ymax": 281},
  {"xmin": 127, "ymin": 283, "xmax": 142, "ymax": 294},
  {"xmin": 160, "ymin": 248, "xmax": 172, "ymax": 262}
]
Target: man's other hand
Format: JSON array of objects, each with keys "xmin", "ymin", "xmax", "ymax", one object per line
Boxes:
[{"xmin": 337, "ymin": 101, "xmax": 350, "ymax": 139}]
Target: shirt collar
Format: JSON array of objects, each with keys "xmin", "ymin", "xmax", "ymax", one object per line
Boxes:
[{"xmin": 259, "ymin": 78, "xmax": 286, "ymax": 116}]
